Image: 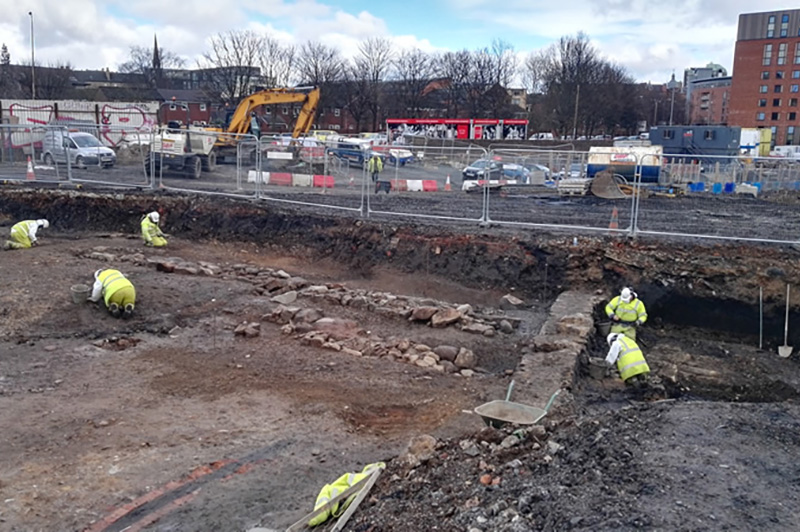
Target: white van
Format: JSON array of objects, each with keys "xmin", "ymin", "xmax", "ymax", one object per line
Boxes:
[{"xmin": 42, "ymin": 129, "xmax": 116, "ymax": 168}]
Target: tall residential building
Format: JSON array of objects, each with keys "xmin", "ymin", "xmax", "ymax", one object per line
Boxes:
[{"xmin": 728, "ymin": 9, "xmax": 800, "ymax": 145}]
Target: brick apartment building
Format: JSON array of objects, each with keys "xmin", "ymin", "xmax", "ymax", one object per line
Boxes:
[
  {"xmin": 729, "ymin": 9, "xmax": 800, "ymax": 145},
  {"xmin": 689, "ymin": 76, "xmax": 731, "ymax": 125}
]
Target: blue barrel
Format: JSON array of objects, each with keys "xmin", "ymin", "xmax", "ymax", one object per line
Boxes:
[
  {"xmin": 712, "ymin": 183, "xmax": 723, "ymax": 195},
  {"xmin": 724, "ymin": 182, "xmax": 735, "ymax": 194}
]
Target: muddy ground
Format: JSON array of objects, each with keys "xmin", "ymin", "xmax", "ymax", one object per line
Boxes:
[{"xmin": 2, "ymin": 189, "xmax": 800, "ymax": 532}]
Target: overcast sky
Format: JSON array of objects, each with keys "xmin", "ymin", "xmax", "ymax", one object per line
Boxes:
[{"xmin": 1, "ymin": 1, "xmax": 795, "ymax": 84}]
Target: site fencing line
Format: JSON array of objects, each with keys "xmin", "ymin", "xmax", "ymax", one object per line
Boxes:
[{"xmin": 367, "ymin": 145, "xmax": 489, "ymax": 223}]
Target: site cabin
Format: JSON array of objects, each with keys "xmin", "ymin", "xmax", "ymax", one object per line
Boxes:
[
  {"xmin": 587, "ymin": 146, "xmax": 663, "ymax": 184},
  {"xmin": 650, "ymin": 125, "xmax": 741, "ymax": 158}
]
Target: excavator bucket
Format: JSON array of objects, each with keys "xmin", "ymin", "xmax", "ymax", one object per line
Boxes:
[{"xmin": 591, "ymin": 172, "xmax": 629, "ymax": 199}]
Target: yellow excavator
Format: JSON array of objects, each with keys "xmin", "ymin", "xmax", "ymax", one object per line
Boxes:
[{"xmin": 212, "ymin": 86, "xmax": 321, "ymax": 162}]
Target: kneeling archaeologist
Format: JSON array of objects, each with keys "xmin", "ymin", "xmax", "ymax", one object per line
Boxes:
[
  {"xmin": 605, "ymin": 332, "xmax": 650, "ymax": 386},
  {"xmin": 89, "ymin": 269, "xmax": 136, "ymax": 319},
  {"xmin": 4, "ymin": 219, "xmax": 49, "ymax": 250},
  {"xmin": 141, "ymin": 211, "xmax": 167, "ymax": 247}
]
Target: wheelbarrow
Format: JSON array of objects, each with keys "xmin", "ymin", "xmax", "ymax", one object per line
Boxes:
[{"xmin": 470, "ymin": 381, "xmax": 561, "ymax": 429}]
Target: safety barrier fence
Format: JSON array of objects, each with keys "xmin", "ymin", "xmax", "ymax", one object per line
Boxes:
[{"xmin": 4, "ymin": 122, "xmax": 800, "ymax": 246}]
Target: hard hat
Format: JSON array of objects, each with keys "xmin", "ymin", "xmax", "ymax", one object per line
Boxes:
[
  {"xmin": 38, "ymin": 219, "xmax": 49, "ymax": 228},
  {"xmin": 94, "ymin": 269, "xmax": 103, "ymax": 279},
  {"xmin": 620, "ymin": 287, "xmax": 632, "ymax": 303},
  {"xmin": 148, "ymin": 211, "xmax": 160, "ymax": 223},
  {"xmin": 607, "ymin": 332, "xmax": 622, "ymax": 346}
]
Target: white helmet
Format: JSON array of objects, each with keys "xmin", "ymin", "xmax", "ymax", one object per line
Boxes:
[
  {"xmin": 620, "ymin": 287, "xmax": 633, "ymax": 303},
  {"xmin": 148, "ymin": 211, "xmax": 160, "ymax": 223},
  {"xmin": 607, "ymin": 332, "xmax": 623, "ymax": 346},
  {"xmin": 94, "ymin": 269, "xmax": 103, "ymax": 279},
  {"xmin": 37, "ymin": 219, "xmax": 49, "ymax": 229}
]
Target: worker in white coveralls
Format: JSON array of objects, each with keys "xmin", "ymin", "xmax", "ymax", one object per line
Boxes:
[
  {"xmin": 3, "ymin": 219, "xmax": 49, "ymax": 250},
  {"xmin": 89, "ymin": 269, "xmax": 136, "ymax": 319},
  {"xmin": 605, "ymin": 287, "xmax": 647, "ymax": 341},
  {"xmin": 606, "ymin": 332, "xmax": 650, "ymax": 386},
  {"xmin": 140, "ymin": 211, "xmax": 167, "ymax": 247},
  {"xmin": 308, "ymin": 462, "xmax": 385, "ymax": 526}
]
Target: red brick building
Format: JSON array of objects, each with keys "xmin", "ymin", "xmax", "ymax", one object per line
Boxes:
[
  {"xmin": 689, "ymin": 77, "xmax": 731, "ymax": 125},
  {"xmin": 729, "ymin": 9, "xmax": 800, "ymax": 145}
]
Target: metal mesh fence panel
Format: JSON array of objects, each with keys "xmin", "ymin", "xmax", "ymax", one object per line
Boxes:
[
  {"xmin": 636, "ymin": 153, "xmax": 800, "ymax": 243},
  {"xmin": 486, "ymin": 148, "xmax": 634, "ymax": 236}
]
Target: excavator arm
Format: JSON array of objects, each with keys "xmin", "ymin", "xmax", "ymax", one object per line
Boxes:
[{"xmin": 226, "ymin": 87, "xmax": 320, "ymax": 138}]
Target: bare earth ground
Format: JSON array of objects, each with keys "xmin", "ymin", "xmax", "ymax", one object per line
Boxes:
[
  {"xmin": 0, "ymin": 234, "xmax": 541, "ymax": 532},
  {"xmin": 2, "ymin": 190, "xmax": 800, "ymax": 531}
]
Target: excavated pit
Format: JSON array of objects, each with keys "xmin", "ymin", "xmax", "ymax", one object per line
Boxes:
[{"xmin": 4, "ymin": 188, "xmax": 800, "ymax": 531}]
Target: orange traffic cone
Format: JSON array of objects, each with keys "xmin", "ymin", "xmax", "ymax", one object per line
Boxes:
[
  {"xmin": 445, "ymin": 175, "xmax": 452, "ymax": 191},
  {"xmin": 609, "ymin": 206, "xmax": 619, "ymax": 232},
  {"xmin": 26, "ymin": 156, "xmax": 35, "ymax": 180}
]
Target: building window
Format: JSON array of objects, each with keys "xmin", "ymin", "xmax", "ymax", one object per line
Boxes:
[
  {"xmin": 169, "ymin": 104, "xmax": 177, "ymax": 111},
  {"xmin": 794, "ymin": 70, "xmax": 800, "ymax": 79},
  {"xmin": 282, "ymin": 107, "xmax": 288, "ymax": 115},
  {"xmin": 791, "ymin": 98, "xmax": 799, "ymax": 107},
  {"xmin": 778, "ymin": 43, "xmax": 788, "ymax": 65},
  {"xmin": 334, "ymin": 108, "xmax": 341, "ymax": 117},
  {"xmin": 780, "ymin": 14, "xmax": 789, "ymax": 37},
  {"xmin": 789, "ymin": 126, "xmax": 796, "ymax": 145},
  {"xmin": 777, "ymin": 71, "xmax": 785, "ymax": 79},
  {"xmin": 704, "ymin": 130, "xmax": 715, "ymax": 140},
  {"xmin": 760, "ymin": 85, "xmax": 769, "ymax": 93},
  {"xmin": 762, "ymin": 71, "xmax": 770, "ymax": 79},
  {"xmin": 776, "ymin": 85, "xmax": 784, "ymax": 93},
  {"xmin": 759, "ymin": 99, "xmax": 768, "ymax": 107},
  {"xmin": 199, "ymin": 103, "xmax": 207, "ymax": 112},
  {"xmin": 757, "ymin": 112, "xmax": 766, "ymax": 121},
  {"xmin": 772, "ymin": 112, "xmax": 780, "ymax": 120},
  {"xmin": 763, "ymin": 44, "xmax": 773, "ymax": 65},
  {"xmin": 265, "ymin": 107, "xmax": 271, "ymax": 115},
  {"xmin": 796, "ymin": 43, "xmax": 800, "ymax": 64},
  {"xmin": 774, "ymin": 98, "xmax": 782, "ymax": 106},
  {"xmin": 663, "ymin": 129, "xmax": 675, "ymax": 139},
  {"xmin": 790, "ymin": 112, "xmax": 798, "ymax": 121},
  {"xmin": 767, "ymin": 15, "xmax": 775, "ymax": 38},
  {"xmin": 793, "ymin": 85, "xmax": 800, "ymax": 93}
]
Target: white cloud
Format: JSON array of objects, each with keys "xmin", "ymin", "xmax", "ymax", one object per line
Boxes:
[{"xmin": 0, "ymin": 0, "xmax": 795, "ymax": 83}]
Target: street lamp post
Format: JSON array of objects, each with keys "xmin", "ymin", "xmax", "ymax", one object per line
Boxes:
[
  {"xmin": 667, "ymin": 72, "xmax": 679, "ymax": 126},
  {"xmin": 28, "ymin": 11, "xmax": 35, "ymax": 99}
]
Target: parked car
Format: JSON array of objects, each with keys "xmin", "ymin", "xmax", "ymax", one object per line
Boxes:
[
  {"xmin": 556, "ymin": 163, "xmax": 586, "ymax": 179},
  {"xmin": 524, "ymin": 163, "xmax": 552, "ymax": 185},
  {"xmin": 461, "ymin": 159, "xmax": 530, "ymax": 183},
  {"xmin": 42, "ymin": 129, "xmax": 116, "ymax": 168}
]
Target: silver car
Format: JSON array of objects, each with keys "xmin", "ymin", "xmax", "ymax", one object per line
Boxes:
[{"xmin": 42, "ymin": 130, "xmax": 116, "ymax": 168}]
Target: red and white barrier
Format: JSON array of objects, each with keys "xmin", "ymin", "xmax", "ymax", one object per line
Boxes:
[{"xmin": 248, "ymin": 171, "xmax": 335, "ymax": 188}]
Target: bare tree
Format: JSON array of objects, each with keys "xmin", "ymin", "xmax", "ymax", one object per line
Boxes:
[
  {"xmin": 1, "ymin": 44, "xmax": 9, "ymax": 66},
  {"xmin": 354, "ymin": 37, "xmax": 394, "ymax": 130},
  {"xmin": 341, "ymin": 59, "xmax": 372, "ymax": 132},
  {"xmin": 490, "ymin": 39, "xmax": 517, "ymax": 88},
  {"xmin": 436, "ymin": 50, "xmax": 472, "ymax": 117},
  {"xmin": 259, "ymin": 36, "xmax": 295, "ymax": 87},
  {"xmin": 390, "ymin": 48, "xmax": 436, "ymax": 118},
  {"xmin": 118, "ymin": 44, "xmax": 185, "ymax": 87},
  {"xmin": 296, "ymin": 41, "xmax": 344, "ymax": 86},
  {"xmin": 200, "ymin": 30, "xmax": 264, "ymax": 105},
  {"xmin": 522, "ymin": 49, "xmax": 551, "ymax": 95}
]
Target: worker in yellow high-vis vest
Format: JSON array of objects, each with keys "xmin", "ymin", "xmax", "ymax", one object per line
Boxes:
[
  {"xmin": 4, "ymin": 219, "xmax": 49, "ymax": 250},
  {"xmin": 308, "ymin": 462, "xmax": 385, "ymax": 527},
  {"xmin": 605, "ymin": 332, "xmax": 650, "ymax": 386},
  {"xmin": 88, "ymin": 269, "xmax": 136, "ymax": 319},
  {"xmin": 140, "ymin": 211, "xmax": 167, "ymax": 247}
]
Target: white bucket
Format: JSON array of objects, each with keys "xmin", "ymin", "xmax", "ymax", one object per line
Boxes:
[{"xmin": 70, "ymin": 284, "xmax": 90, "ymax": 304}]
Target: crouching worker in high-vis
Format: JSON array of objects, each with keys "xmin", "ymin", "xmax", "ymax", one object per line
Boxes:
[
  {"xmin": 89, "ymin": 269, "xmax": 136, "ymax": 319},
  {"xmin": 141, "ymin": 211, "xmax": 167, "ymax": 247},
  {"xmin": 308, "ymin": 462, "xmax": 385, "ymax": 527},
  {"xmin": 605, "ymin": 332, "xmax": 650, "ymax": 387},
  {"xmin": 4, "ymin": 219, "xmax": 49, "ymax": 250}
]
